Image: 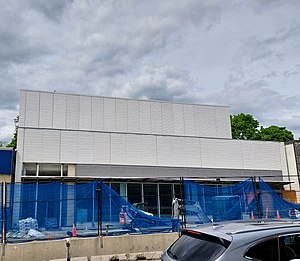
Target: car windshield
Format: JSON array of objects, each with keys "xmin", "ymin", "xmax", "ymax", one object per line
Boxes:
[{"xmin": 167, "ymin": 230, "xmax": 231, "ymax": 261}]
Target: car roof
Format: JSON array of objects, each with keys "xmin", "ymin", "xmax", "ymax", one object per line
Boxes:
[{"xmin": 186, "ymin": 220, "xmax": 300, "ymax": 242}]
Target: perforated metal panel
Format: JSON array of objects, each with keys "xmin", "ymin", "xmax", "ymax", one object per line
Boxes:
[
  {"xmin": 157, "ymin": 136, "xmax": 172, "ymax": 166},
  {"xmin": 116, "ymin": 99, "xmax": 128, "ymax": 132},
  {"xmin": 66, "ymin": 95, "xmax": 79, "ymax": 130},
  {"xmin": 171, "ymin": 137, "xmax": 186, "ymax": 166},
  {"xmin": 104, "ymin": 98, "xmax": 116, "ymax": 131},
  {"xmin": 39, "ymin": 92, "xmax": 53, "ymax": 128},
  {"xmin": 139, "ymin": 101, "xmax": 151, "ymax": 133},
  {"xmin": 42, "ymin": 130, "xmax": 60, "ymax": 163},
  {"xmin": 60, "ymin": 131, "xmax": 78, "ymax": 163},
  {"xmin": 111, "ymin": 133, "xmax": 126, "ymax": 164},
  {"xmin": 79, "ymin": 96, "xmax": 92, "ymax": 130},
  {"xmin": 150, "ymin": 102, "xmax": 162, "ymax": 134},
  {"xmin": 94, "ymin": 132, "xmax": 111, "ymax": 164},
  {"xmin": 173, "ymin": 103, "xmax": 185, "ymax": 136},
  {"xmin": 127, "ymin": 100, "xmax": 139, "ymax": 133},
  {"xmin": 126, "ymin": 134, "xmax": 141, "ymax": 165},
  {"xmin": 25, "ymin": 91, "xmax": 40, "ymax": 128},
  {"xmin": 162, "ymin": 103, "xmax": 173, "ymax": 135},
  {"xmin": 141, "ymin": 135, "xmax": 157, "ymax": 165},
  {"xmin": 53, "ymin": 94, "xmax": 67, "ymax": 129},
  {"xmin": 77, "ymin": 131, "xmax": 93, "ymax": 163},
  {"xmin": 183, "ymin": 104, "xmax": 195, "ymax": 136},
  {"xmin": 91, "ymin": 97, "xmax": 104, "ymax": 131},
  {"xmin": 23, "ymin": 129, "xmax": 42, "ymax": 162}
]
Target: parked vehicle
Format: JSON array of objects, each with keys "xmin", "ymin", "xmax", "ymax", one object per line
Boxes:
[{"xmin": 161, "ymin": 220, "xmax": 300, "ymax": 261}]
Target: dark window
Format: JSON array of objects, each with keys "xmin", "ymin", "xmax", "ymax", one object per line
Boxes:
[
  {"xmin": 167, "ymin": 232, "xmax": 230, "ymax": 261},
  {"xmin": 159, "ymin": 184, "xmax": 172, "ymax": 217},
  {"xmin": 111, "ymin": 183, "xmax": 120, "ymax": 195},
  {"xmin": 127, "ymin": 183, "xmax": 142, "ymax": 204},
  {"xmin": 245, "ymin": 238, "xmax": 279, "ymax": 261},
  {"xmin": 144, "ymin": 184, "xmax": 158, "ymax": 215},
  {"xmin": 279, "ymin": 234, "xmax": 300, "ymax": 261}
]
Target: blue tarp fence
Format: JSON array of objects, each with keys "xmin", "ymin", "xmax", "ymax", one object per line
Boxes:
[
  {"xmin": 1, "ymin": 178, "xmax": 300, "ymax": 243},
  {"xmin": 259, "ymin": 178, "xmax": 300, "ymax": 219},
  {"xmin": 4, "ymin": 181, "xmax": 180, "ymax": 243},
  {"xmin": 183, "ymin": 178, "xmax": 258, "ymax": 223}
]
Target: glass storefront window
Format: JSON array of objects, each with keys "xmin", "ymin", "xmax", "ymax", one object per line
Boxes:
[
  {"xmin": 127, "ymin": 183, "xmax": 142, "ymax": 204},
  {"xmin": 143, "ymin": 184, "xmax": 158, "ymax": 215},
  {"xmin": 159, "ymin": 184, "xmax": 172, "ymax": 217}
]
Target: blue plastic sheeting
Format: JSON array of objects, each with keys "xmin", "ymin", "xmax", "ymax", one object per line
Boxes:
[
  {"xmin": 0, "ymin": 150, "xmax": 13, "ymax": 174},
  {"xmin": 5, "ymin": 181, "xmax": 180, "ymax": 243},
  {"xmin": 183, "ymin": 178, "xmax": 258, "ymax": 223},
  {"xmin": 259, "ymin": 178, "xmax": 300, "ymax": 219}
]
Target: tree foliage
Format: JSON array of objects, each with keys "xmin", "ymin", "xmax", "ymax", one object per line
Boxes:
[
  {"xmin": 231, "ymin": 113, "xmax": 294, "ymax": 142},
  {"xmin": 230, "ymin": 113, "xmax": 260, "ymax": 140},
  {"xmin": 7, "ymin": 116, "xmax": 19, "ymax": 149}
]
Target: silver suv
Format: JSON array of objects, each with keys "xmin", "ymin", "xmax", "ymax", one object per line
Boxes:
[{"xmin": 161, "ymin": 220, "xmax": 300, "ymax": 261}]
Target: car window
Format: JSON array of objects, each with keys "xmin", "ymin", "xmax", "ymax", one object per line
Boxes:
[
  {"xmin": 279, "ymin": 234, "xmax": 300, "ymax": 261},
  {"xmin": 245, "ymin": 238, "xmax": 279, "ymax": 261},
  {"xmin": 166, "ymin": 231, "xmax": 230, "ymax": 261}
]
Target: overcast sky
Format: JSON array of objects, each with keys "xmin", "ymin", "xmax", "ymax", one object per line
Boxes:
[{"xmin": 1, "ymin": 0, "xmax": 300, "ymax": 141}]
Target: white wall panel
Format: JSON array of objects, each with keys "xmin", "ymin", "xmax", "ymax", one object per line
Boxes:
[
  {"xmin": 91, "ymin": 97, "xmax": 104, "ymax": 131},
  {"xmin": 150, "ymin": 102, "xmax": 162, "ymax": 134},
  {"xmin": 19, "ymin": 91, "xmax": 26, "ymax": 127},
  {"xmin": 94, "ymin": 132, "xmax": 111, "ymax": 164},
  {"xmin": 42, "ymin": 130, "xmax": 60, "ymax": 163},
  {"xmin": 39, "ymin": 92, "xmax": 53, "ymax": 128},
  {"xmin": 116, "ymin": 99, "xmax": 128, "ymax": 132},
  {"xmin": 23, "ymin": 129, "xmax": 42, "ymax": 162},
  {"xmin": 141, "ymin": 135, "xmax": 157, "ymax": 165},
  {"xmin": 185, "ymin": 137, "xmax": 201, "ymax": 167},
  {"xmin": 111, "ymin": 133, "xmax": 126, "ymax": 164},
  {"xmin": 184, "ymin": 105, "xmax": 195, "ymax": 136},
  {"xmin": 200, "ymin": 138, "xmax": 216, "ymax": 167},
  {"xmin": 173, "ymin": 103, "xmax": 184, "ymax": 136},
  {"xmin": 104, "ymin": 98, "xmax": 116, "ymax": 131},
  {"xmin": 215, "ymin": 106, "xmax": 231, "ymax": 138},
  {"xmin": 126, "ymin": 134, "xmax": 141, "ymax": 165},
  {"xmin": 25, "ymin": 91, "xmax": 40, "ymax": 127},
  {"xmin": 66, "ymin": 95, "xmax": 79, "ymax": 130},
  {"xmin": 79, "ymin": 96, "xmax": 92, "ymax": 130},
  {"xmin": 157, "ymin": 136, "xmax": 172, "ymax": 166},
  {"xmin": 212, "ymin": 139, "xmax": 243, "ymax": 169},
  {"xmin": 127, "ymin": 100, "xmax": 139, "ymax": 133},
  {"xmin": 279, "ymin": 143, "xmax": 288, "ymax": 175},
  {"xmin": 162, "ymin": 103, "xmax": 174, "ymax": 135},
  {"xmin": 194, "ymin": 105, "xmax": 215, "ymax": 137},
  {"xmin": 77, "ymin": 132, "xmax": 93, "ymax": 163},
  {"xmin": 139, "ymin": 101, "xmax": 151, "ymax": 133},
  {"xmin": 171, "ymin": 137, "xmax": 186, "ymax": 166},
  {"xmin": 60, "ymin": 131, "xmax": 78, "ymax": 163},
  {"xmin": 53, "ymin": 94, "xmax": 67, "ymax": 129}
]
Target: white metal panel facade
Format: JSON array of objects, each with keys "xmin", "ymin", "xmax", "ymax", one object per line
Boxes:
[
  {"xmin": 104, "ymin": 98, "xmax": 116, "ymax": 131},
  {"xmin": 139, "ymin": 101, "xmax": 151, "ymax": 133},
  {"xmin": 127, "ymin": 100, "xmax": 139, "ymax": 133},
  {"xmin": 66, "ymin": 95, "xmax": 79, "ymax": 130},
  {"xmin": 91, "ymin": 97, "xmax": 104, "ymax": 131},
  {"xmin": 151, "ymin": 102, "xmax": 162, "ymax": 134},
  {"xmin": 41, "ymin": 130, "xmax": 60, "ymax": 163},
  {"xmin": 94, "ymin": 132, "xmax": 111, "ymax": 164},
  {"xmin": 79, "ymin": 96, "xmax": 92, "ymax": 130},
  {"xmin": 53, "ymin": 94, "xmax": 66, "ymax": 129},
  {"xmin": 25, "ymin": 91, "xmax": 39, "ymax": 128},
  {"xmin": 39, "ymin": 92, "xmax": 53, "ymax": 128},
  {"xmin": 173, "ymin": 103, "xmax": 185, "ymax": 136},
  {"xmin": 116, "ymin": 99, "xmax": 128, "ymax": 132},
  {"xmin": 60, "ymin": 131, "xmax": 78, "ymax": 163}
]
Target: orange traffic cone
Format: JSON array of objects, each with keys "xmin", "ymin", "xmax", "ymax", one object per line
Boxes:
[
  {"xmin": 276, "ymin": 210, "xmax": 281, "ymax": 220},
  {"xmin": 265, "ymin": 208, "xmax": 269, "ymax": 219},
  {"xmin": 251, "ymin": 211, "xmax": 255, "ymax": 219},
  {"xmin": 72, "ymin": 223, "xmax": 77, "ymax": 237}
]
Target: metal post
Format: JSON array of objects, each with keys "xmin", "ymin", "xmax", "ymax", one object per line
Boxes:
[
  {"xmin": 179, "ymin": 177, "xmax": 186, "ymax": 230},
  {"xmin": 96, "ymin": 181, "xmax": 102, "ymax": 237},
  {"xmin": 252, "ymin": 176, "xmax": 261, "ymax": 219},
  {"xmin": 2, "ymin": 182, "xmax": 6, "ymax": 244}
]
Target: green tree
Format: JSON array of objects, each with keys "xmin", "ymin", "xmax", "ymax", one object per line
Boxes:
[
  {"xmin": 230, "ymin": 113, "xmax": 260, "ymax": 140},
  {"xmin": 259, "ymin": 126, "xmax": 294, "ymax": 142},
  {"xmin": 7, "ymin": 116, "xmax": 19, "ymax": 149}
]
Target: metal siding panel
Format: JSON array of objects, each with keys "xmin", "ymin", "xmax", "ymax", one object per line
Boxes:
[
  {"xmin": 94, "ymin": 132, "xmax": 111, "ymax": 164},
  {"xmin": 194, "ymin": 105, "xmax": 215, "ymax": 137},
  {"xmin": 111, "ymin": 133, "xmax": 126, "ymax": 164},
  {"xmin": 141, "ymin": 135, "xmax": 157, "ymax": 165},
  {"xmin": 77, "ymin": 131, "xmax": 93, "ymax": 163},
  {"xmin": 127, "ymin": 100, "xmax": 139, "ymax": 133},
  {"xmin": 171, "ymin": 137, "xmax": 186, "ymax": 166},
  {"xmin": 39, "ymin": 92, "xmax": 53, "ymax": 128},
  {"xmin": 66, "ymin": 95, "xmax": 79, "ymax": 130},
  {"xmin": 91, "ymin": 97, "xmax": 104, "ymax": 131},
  {"xmin": 23, "ymin": 129, "xmax": 42, "ymax": 162},
  {"xmin": 183, "ymin": 104, "xmax": 195, "ymax": 136},
  {"xmin": 126, "ymin": 134, "xmax": 141, "ymax": 165},
  {"xmin": 79, "ymin": 96, "xmax": 92, "ymax": 130},
  {"xmin": 215, "ymin": 106, "xmax": 231, "ymax": 138},
  {"xmin": 60, "ymin": 131, "xmax": 78, "ymax": 163},
  {"xmin": 200, "ymin": 138, "xmax": 216, "ymax": 168},
  {"xmin": 157, "ymin": 136, "xmax": 172, "ymax": 166},
  {"xmin": 25, "ymin": 91, "xmax": 40, "ymax": 127},
  {"xmin": 19, "ymin": 90, "xmax": 26, "ymax": 127},
  {"xmin": 42, "ymin": 130, "xmax": 60, "ymax": 163},
  {"xmin": 53, "ymin": 94, "xmax": 67, "ymax": 129},
  {"xmin": 185, "ymin": 137, "xmax": 202, "ymax": 167},
  {"xmin": 116, "ymin": 99, "xmax": 128, "ymax": 132},
  {"xmin": 104, "ymin": 98, "xmax": 116, "ymax": 131},
  {"xmin": 162, "ymin": 103, "xmax": 174, "ymax": 135},
  {"xmin": 139, "ymin": 101, "xmax": 151, "ymax": 133},
  {"xmin": 150, "ymin": 102, "xmax": 162, "ymax": 134},
  {"xmin": 173, "ymin": 103, "xmax": 184, "ymax": 136}
]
